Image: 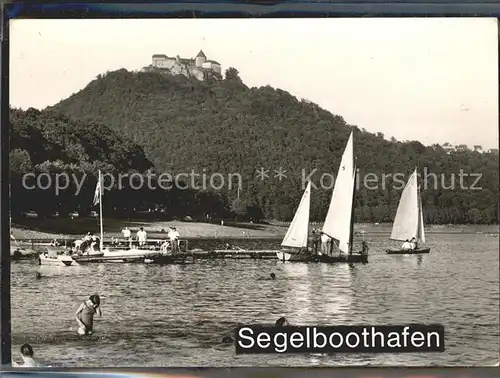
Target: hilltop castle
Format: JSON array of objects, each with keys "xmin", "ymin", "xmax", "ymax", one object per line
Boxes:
[{"xmin": 143, "ymin": 50, "xmax": 222, "ymax": 81}]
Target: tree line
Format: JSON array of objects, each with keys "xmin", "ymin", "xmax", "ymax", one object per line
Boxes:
[{"xmin": 9, "ymin": 68, "xmax": 498, "ymax": 224}]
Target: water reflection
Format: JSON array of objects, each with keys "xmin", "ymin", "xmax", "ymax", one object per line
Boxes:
[
  {"xmin": 390, "ymin": 254, "xmax": 425, "ymax": 268},
  {"xmin": 315, "ymin": 263, "xmax": 353, "ymax": 324},
  {"xmin": 279, "ymin": 262, "xmax": 354, "ymax": 325},
  {"xmin": 282, "ymin": 263, "xmax": 312, "ymax": 324}
]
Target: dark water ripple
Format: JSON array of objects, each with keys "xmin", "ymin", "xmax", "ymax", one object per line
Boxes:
[{"xmin": 9, "ymin": 233, "xmax": 500, "ymax": 367}]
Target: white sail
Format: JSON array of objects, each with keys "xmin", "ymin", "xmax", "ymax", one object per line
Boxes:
[
  {"xmin": 281, "ymin": 181, "xmax": 312, "ymax": 248},
  {"xmin": 390, "ymin": 168, "xmax": 425, "ymax": 242},
  {"xmin": 322, "ymin": 132, "xmax": 355, "ymax": 254}
]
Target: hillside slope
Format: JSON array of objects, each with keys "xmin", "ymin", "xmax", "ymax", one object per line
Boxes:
[{"xmin": 49, "ymin": 69, "xmax": 499, "ymax": 223}]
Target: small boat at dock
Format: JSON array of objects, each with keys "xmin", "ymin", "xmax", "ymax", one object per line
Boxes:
[
  {"xmin": 147, "ymin": 253, "xmax": 195, "ymax": 265},
  {"xmin": 39, "ymin": 251, "xmax": 78, "ymax": 266},
  {"xmin": 10, "ymin": 233, "xmax": 37, "ymax": 261},
  {"xmin": 11, "ymin": 245, "xmax": 36, "ymax": 261},
  {"xmin": 101, "ymin": 247, "xmax": 162, "ymax": 263}
]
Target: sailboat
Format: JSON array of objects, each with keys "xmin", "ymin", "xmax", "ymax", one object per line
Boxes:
[
  {"xmin": 276, "ymin": 181, "xmax": 313, "ymax": 262},
  {"xmin": 386, "ymin": 167, "xmax": 430, "ymax": 255},
  {"xmin": 71, "ymin": 170, "xmax": 107, "ymax": 260},
  {"xmin": 315, "ymin": 132, "xmax": 368, "ymax": 263}
]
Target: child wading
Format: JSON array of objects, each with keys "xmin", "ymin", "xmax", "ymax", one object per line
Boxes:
[{"xmin": 75, "ymin": 294, "xmax": 101, "ymax": 335}]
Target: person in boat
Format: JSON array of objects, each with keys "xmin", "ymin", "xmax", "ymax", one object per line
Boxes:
[
  {"xmin": 168, "ymin": 226, "xmax": 180, "ymax": 253},
  {"xmin": 401, "ymin": 239, "xmax": 412, "ymax": 250},
  {"xmin": 321, "ymin": 232, "xmax": 333, "ymax": 256},
  {"xmin": 83, "ymin": 232, "xmax": 93, "ymax": 243},
  {"xmin": 275, "ymin": 317, "xmax": 290, "ymax": 327},
  {"xmin": 311, "ymin": 229, "xmax": 320, "ymax": 254},
  {"xmin": 75, "ymin": 294, "xmax": 102, "ymax": 336},
  {"xmin": 79, "ymin": 232, "xmax": 97, "ymax": 253},
  {"xmin": 72, "ymin": 239, "xmax": 83, "ymax": 255},
  {"xmin": 160, "ymin": 240, "xmax": 171, "ymax": 254},
  {"xmin": 12, "ymin": 343, "xmax": 43, "ymax": 367},
  {"xmin": 320, "ymin": 232, "xmax": 332, "ymax": 256},
  {"xmin": 410, "ymin": 237, "xmax": 418, "ymax": 250},
  {"xmin": 49, "ymin": 239, "xmax": 60, "ymax": 247},
  {"xmin": 137, "ymin": 227, "xmax": 147, "ymax": 247},
  {"xmin": 90, "ymin": 235, "xmax": 101, "ymax": 251}
]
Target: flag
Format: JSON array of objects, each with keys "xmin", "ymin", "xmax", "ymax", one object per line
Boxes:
[{"xmin": 93, "ymin": 172, "xmax": 101, "ymax": 206}]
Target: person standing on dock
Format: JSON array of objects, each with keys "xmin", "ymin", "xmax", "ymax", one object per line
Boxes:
[
  {"xmin": 122, "ymin": 227, "xmax": 132, "ymax": 248},
  {"xmin": 122, "ymin": 227, "xmax": 131, "ymax": 240},
  {"xmin": 137, "ymin": 227, "xmax": 147, "ymax": 247},
  {"xmin": 168, "ymin": 226, "xmax": 180, "ymax": 253}
]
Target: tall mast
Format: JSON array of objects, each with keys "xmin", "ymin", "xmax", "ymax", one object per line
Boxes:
[
  {"xmin": 348, "ymin": 164, "xmax": 356, "ymax": 255},
  {"xmin": 307, "ymin": 182, "xmax": 311, "ymax": 251},
  {"xmin": 98, "ymin": 170, "xmax": 104, "ymax": 250},
  {"xmin": 416, "ymin": 166, "xmax": 422, "ymax": 243}
]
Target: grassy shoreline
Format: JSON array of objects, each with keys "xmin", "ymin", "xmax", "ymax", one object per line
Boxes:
[{"xmin": 10, "ymin": 219, "xmax": 499, "ymax": 241}]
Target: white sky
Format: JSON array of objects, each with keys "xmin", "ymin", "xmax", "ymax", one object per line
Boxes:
[{"xmin": 9, "ymin": 18, "xmax": 499, "ymax": 149}]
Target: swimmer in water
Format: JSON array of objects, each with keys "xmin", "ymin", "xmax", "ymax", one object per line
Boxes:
[
  {"xmin": 36, "ymin": 273, "xmax": 42, "ymax": 279},
  {"xmin": 270, "ymin": 273, "xmax": 276, "ymax": 280},
  {"xmin": 275, "ymin": 317, "xmax": 289, "ymax": 327},
  {"xmin": 75, "ymin": 294, "xmax": 101, "ymax": 335},
  {"xmin": 222, "ymin": 335, "xmax": 234, "ymax": 343},
  {"xmin": 12, "ymin": 343, "xmax": 43, "ymax": 367}
]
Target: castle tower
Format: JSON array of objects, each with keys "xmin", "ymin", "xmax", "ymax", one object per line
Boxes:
[{"xmin": 195, "ymin": 50, "xmax": 207, "ymax": 67}]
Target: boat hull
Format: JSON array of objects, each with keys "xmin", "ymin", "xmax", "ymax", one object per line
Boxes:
[
  {"xmin": 148, "ymin": 254, "xmax": 193, "ymax": 265},
  {"xmin": 276, "ymin": 250, "xmax": 368, "ymax": 264},
  {"xmin": 39, "ymin": 255, "xmax": 77, "ymax": 266},
  {"xmin": 311, "ymin": 253, "xmax": 368, "ymax": 264},
  {"xmin": 386, "ymin": 248, "xmax": 430, "ymax": 255},
  {"xmin": 11, "ymin": 247, "xmax": 36, "ymax": 261},
  {"xmin": 276, "ymin": 251, "xmax": 291, "ymax": 262},
  {"xmin": 276, "ymin": 250, "xmax": 313, "ymax": 262},
  {"xmin": 102, "ymin": 248, "xmax": 159, "ymax": 262}
]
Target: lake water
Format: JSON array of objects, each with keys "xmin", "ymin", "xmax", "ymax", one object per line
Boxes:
[{"xmin": 9, "ymin": 232, "xmax": 500, "ymax": 367}]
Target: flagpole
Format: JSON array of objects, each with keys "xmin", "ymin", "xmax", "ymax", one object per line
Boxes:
[{"xmin": 99, "ymin": 170, "xmax": 104, "ymax": 250}]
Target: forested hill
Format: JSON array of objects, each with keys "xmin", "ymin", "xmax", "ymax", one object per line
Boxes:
[
  {"xmin": 48, "ymin": 68, "xmax": 498, "ymax": 224},
  {"xmin": 9, "ymin": 108, "xmax": 154, "ymax": 215}
]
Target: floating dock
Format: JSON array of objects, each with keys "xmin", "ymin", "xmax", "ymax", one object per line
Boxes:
[
  {"xmin": 10, "ymin": 238, "xmax": 282, "ymax": 262},
  {"xmin": 72, "ymin": 249, "xmax": 279, "ymax": 263}
]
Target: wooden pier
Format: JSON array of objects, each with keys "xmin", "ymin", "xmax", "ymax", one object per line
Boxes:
[
  {"xmin": 11, "ymin": 237, "xmax": 283, "ymax": 262},
  {"xmin": 72, "ymin": 249, "xmax": 279, "ymax": 263}
]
